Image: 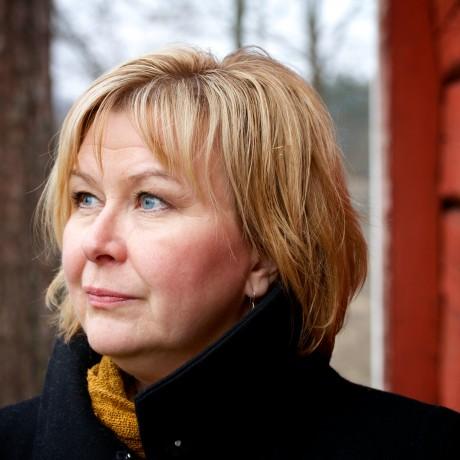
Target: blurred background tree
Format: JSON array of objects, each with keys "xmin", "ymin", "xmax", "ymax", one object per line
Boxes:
[
  {"xmin": 0, "ymin": 0, "xmax": 375, "ymax": 405},
  {"xmin": 0, "ymin": 0, "xmax": 53, "ymax": 406}
]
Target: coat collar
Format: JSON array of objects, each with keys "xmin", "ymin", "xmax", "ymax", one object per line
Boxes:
[
  {"xmin": 33, "ymin": 330, "xmax": 128, "ymax": 459},
  {"xmin": 34, "ymin": 284, "xmax": 327, "ymax": 459},
  {"xmin": 133, "ymin": 284, "xmax": 312, "ymax": 458}
]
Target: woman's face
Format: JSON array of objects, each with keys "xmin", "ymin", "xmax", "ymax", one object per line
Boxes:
[{"xmin": 62, "ymin": 111, "xmax": 257, "ymax": 383}]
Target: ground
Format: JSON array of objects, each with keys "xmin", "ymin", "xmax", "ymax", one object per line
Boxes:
[{"xmin": 330, "ymin": 175, "xmax": 370, "ymax": 386}]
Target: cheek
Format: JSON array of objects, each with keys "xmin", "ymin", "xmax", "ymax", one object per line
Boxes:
[
  {"xmin": 62, "ymin": 221, "xmax": 85, "ymax": 285},
  {"xmin": 131, "ymin": 221, "xmax": 251, "ymax": 295}
]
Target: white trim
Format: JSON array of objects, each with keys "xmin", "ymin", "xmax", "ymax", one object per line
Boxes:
[{"xmin": 369, "ymin": 6, "xmax": 387, "ymax": 390}]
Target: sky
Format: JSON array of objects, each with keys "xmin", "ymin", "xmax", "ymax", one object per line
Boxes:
[{"xmin": 52, "ymin": 0, "xmax": 377, "ymax": 105}]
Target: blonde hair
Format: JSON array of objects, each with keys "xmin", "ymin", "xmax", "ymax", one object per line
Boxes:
[{"xmin": 40, "ymin": 46, "xmax": 367, "ymax": 357}]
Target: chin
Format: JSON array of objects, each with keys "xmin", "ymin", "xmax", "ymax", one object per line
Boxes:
[{"xmin": 83, "ymin": 320, "xmax": 142, "ymax": 358}]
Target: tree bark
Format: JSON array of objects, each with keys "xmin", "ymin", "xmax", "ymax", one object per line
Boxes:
[
  {"xmin": 305, "ymin": 0, "xmax": 323, "ymax": 95},
  {"xmin": 0, "ymin": 0, "xmax": 53, "ymax": 406},
  {"xmin": 234, "ymin": 0, "xmax": 245, "ymax": 49}
]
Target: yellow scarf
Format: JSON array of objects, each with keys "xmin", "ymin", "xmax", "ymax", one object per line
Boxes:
[{"xmin": 87, "ymin": 356, "xmax": 145, "ymax": 458}]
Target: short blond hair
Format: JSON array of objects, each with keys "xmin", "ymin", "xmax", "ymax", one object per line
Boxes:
[{"xmin": 40, "ymin": 46, "xmax": 367, "ymax": 357}]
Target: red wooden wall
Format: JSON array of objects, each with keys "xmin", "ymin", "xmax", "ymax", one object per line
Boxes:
[
  {"xmin": 437, "ymin": 0, "xmax": 460, "ymax": 411},
  {"xmin": 381, "ymin": 0, "xmax": 460, "ymax": 411}
]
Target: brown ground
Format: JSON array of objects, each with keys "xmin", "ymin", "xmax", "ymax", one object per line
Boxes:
[
  {"xmin": 330, "ymin": 176, "xmax": 370, "ymax": 386},
  {"xmin": 331, "ymin": 287, "xmax": 370, "ymax": 385}
]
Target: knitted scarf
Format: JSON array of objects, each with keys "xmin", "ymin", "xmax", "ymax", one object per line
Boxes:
[{"xmin": 87, "ymin": 356, "xmax": 145, "ymax": 458}]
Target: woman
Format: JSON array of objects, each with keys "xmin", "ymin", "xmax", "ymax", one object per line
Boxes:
[{"xmin": 1, "ymin": 47, "xmax": 459, "ymax": 460}]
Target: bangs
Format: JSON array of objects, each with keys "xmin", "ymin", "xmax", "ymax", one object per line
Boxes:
[{"xmin": 80, "ymin": 76, "xmax": 220, "ymax": 203}]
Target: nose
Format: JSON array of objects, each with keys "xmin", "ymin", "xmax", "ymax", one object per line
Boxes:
[{"xmin": 82, "ymin": 209, "xmax": 128, "ymax": 264}]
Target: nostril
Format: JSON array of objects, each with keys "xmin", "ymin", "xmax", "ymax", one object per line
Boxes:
[
  {"xmin": 82, "ymin": 234, "xmax": 128, "ymax": 264},
  {"xmin": 80, "ymin": 211, "xmax": 128, "ymax": 263},
  {"xmin": 95, "ymin": 254, "xmax": 116, "ymax": 263}
]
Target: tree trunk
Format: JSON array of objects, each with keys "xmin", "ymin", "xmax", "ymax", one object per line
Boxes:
[
  {"xmin": 305, "ymin": 0, "xmax": 323, "ymax": 95},
  {"xmin": 234, "ymin": 0, "xmax": 245, "ymax": 49},
  {"xmin": 0, "ymin": 0, "xmax": 53, "ymax": 406}
]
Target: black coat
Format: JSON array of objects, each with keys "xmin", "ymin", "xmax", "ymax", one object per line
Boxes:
[{"xmin": 1, "ymin": 286, "xmax": 459, "ymax": 459}]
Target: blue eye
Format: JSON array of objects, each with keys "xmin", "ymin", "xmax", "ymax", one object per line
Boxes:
[
  {"xmin": 73, "ymin": 192, "xmax": 99, "ymax": 208},
  {"xmin": 82, "ymin": 194, "xmax": 97, "ymax": 206},
  {"xmin": 138, "ymin": 192, "xmax": 166, "ymax": 211}
]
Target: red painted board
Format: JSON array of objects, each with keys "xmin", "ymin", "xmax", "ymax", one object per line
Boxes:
[
  {"xmin": 433, "ymin": 0, "xmax": 458, "ymax": 29},
  {"xmin": 440, "ymin": 211, "xmax": 460, "ymax": 411},
  {"xmin": 440, "ymin": 82, "xmax": 460, "ymax": 198},
  {"xmin": 381, "ymin": 0, "xmax": 440, "ymax": 403},
  {"xmin": 437, "ymin": 2, "xmax": 460, "ymax": 77}
]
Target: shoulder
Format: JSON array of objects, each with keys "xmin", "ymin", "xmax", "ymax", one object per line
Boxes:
[
  {"xmin": 287, "ymin": 360, "xmax": 460, "ymax": 458},
  {"xmin": 331, "ymin": 371, "xmax": 460, "ymax": 458},
  {"xmin": 0, "ymin": 397, "xmax": 40, "ymax": 460},
  {"xmin": 336, "ymin": 370, "xmax": 460, "ymax": 421}
]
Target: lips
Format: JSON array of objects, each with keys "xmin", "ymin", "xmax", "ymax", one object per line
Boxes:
[{"xmin": 84, "ymin": 286, "xmax": 138, "ymax": 308}]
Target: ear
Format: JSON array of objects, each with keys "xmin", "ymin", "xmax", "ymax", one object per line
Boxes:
[{"xmin": 244, "ymin": 250, "xmax": 278, "ymax": 299}]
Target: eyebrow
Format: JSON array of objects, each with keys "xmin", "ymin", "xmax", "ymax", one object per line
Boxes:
[{"xmin": 70, "ymin": 168, "xmax": 181, "ymax": 186}]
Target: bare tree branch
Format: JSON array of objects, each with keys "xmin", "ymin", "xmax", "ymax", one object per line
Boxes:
[
  {"xmin": 305, "ymin": 0, "xmax": 323, "ymax": 92},
  {"xmin": 234, "ymin": 0, "xmax": 246, "ymax": 48},
  {"xmin": 52, "ymin": 2, "xmax": 106, "ymax": 79},
  {"xmin": 321, "ymin": 0, "xmax": 363, "ymax": 65}
]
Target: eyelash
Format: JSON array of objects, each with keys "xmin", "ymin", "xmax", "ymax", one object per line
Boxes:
[
  {"xmin": 71, "ymin": 191, "xmax": 98, "ymax": 208},
  {"xmin": 134, "ymin": 191, "xmax": 169, "ymax": 212},
  {"xmin": 70, "ymin": 191, "xmax": 169, "ymax": 212}
]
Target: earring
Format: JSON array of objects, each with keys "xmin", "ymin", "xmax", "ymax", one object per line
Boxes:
[{"xmin": 250, "ymin": 291, "xmax": 256, "ymax": 311}]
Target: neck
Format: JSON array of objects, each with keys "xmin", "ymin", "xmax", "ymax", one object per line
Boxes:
[{"xmin": 110, "ymin": 346, "xmax": 200, "ymax": 395}]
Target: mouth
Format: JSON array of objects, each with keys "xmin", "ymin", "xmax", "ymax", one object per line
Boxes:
[{"xmin": 84, "ymin": 286, "xmax": 139, "ymax": 309}]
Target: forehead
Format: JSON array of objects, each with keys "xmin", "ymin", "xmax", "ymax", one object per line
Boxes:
[
  {"xmin": 76, "ymin": 111, "xmax": 172, "ymax": 182},
  {"xmin": 74, "ymin": 110, "xmax": 231, "ymax": 205},
  {"xmin": 81, "ymin": 110, "xmax": 147, "ymax": 151}
]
